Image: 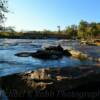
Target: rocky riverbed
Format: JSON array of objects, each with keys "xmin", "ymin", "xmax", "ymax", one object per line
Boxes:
[
  {"xmin": 0, "ymin": 39, "xmax": 100, "ymax": 99},
  {"xmin": 0, "ymin": 65, "xmax": 100, "ymax": 99}
]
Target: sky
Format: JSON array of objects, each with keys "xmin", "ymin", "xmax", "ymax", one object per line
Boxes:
[{"xmin": 5, "ymin": 0, "xmax": 100, "ymax": 31}]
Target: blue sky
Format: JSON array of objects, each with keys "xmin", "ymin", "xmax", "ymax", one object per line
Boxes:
[{"xmin": 5, "ymin": 0, "xmax": 100, "ymax": 31}]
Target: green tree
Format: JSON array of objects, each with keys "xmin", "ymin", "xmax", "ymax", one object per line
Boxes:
[
  {"xmin": 95, "ymin": 23, "xmax": 100, "ymax": 36},
  {"xmin": 65, "ymin": 25, "xmax": 77, "ymax": 39},
  {"xmin": 89, "ymin": 22, "xmax": 97, "ymax": 39},
  {"xmin": 78, "ymin": 20, "xmax": 88, "ymax": 39}
]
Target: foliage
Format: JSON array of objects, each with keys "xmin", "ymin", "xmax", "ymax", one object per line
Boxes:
[
  {"xmin": 0, "ymin": 1, "xmax": 100, "ymax": 39},
  {"xmin": 65, "ymin": 25, "xmax": 77, "ymax": 38},
  {"xmin": 0, "ymin": 20, "xmax": 100, "ymax": 39},
  {"xmin": 0, "ymin": 0, "xmax": 8, "ymax": 30},
  {"xmin": 77, "ymin": 20, "xmax": 100, "ymax": 39},
  {"xmin": 78, "ymin": 20, "xmax": 88, "ymax": 38}
]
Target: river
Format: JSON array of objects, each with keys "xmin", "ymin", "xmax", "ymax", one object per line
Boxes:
[{"xmin": 0, "ymin": 39, "xmax": 99, "ymax": 77}]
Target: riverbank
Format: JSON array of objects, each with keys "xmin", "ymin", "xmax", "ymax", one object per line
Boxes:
[
  {"xmin": 0, "ymin": 65, "xmax": 100, "ymax": 99},
  {"xmin": 0, "ymin": 32, "xmax": 69, "ymax": 39}
]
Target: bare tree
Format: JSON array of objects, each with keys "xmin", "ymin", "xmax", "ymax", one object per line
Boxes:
[
  {"xmin": 0, "ymin": 0, "xmax": 8, "ymax": 30},
  {"xmin": 57, "ymin": 26, "xmax": 61, "ymax": 33}
]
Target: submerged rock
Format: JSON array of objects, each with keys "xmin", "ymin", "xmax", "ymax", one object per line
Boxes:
[{"xmin": 15, "ymin": 52, "xmax": 32, "ymax": 57}]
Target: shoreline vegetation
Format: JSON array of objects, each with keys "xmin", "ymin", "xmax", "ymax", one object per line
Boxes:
[
  {"xmin": 0, "ymin": 20, "xmax": 100, "ymax": 40},
  {"xmin": 0, "ymin": 32, "xmax": 68, "ymax": 39}
]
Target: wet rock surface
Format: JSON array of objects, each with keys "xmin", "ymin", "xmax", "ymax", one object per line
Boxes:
[
  {"xmin": 15, "ymin": 45, "xmax": 72, "ymax": 60},
  {"xmin": 45, "ymin": 45, "xmax": 64, "ymax": 52},
  {"xmin": 69, "ymin": 50, "xmax": 88, "ymax": 60},
  {"xmin": 1, "ymin": 65, "xmax": 100, "ymax": 98},
  {"xmin": 15, "ymin": 52, "xmax": 32, "ymax": 57},
  {"xmin": 31, "ymin": 50, "xmax": 63, "ymax": 59},
  {"xmin": 15, "ymin": 44, "xmax": 100, "ymax": 65}
]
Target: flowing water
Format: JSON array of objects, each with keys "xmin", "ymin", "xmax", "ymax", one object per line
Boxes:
[{"xmin": 0, "ymin": 39, "xmax": 99, "ymax": 77}]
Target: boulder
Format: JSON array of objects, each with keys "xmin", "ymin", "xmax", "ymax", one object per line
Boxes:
[
  {"xmin": 32, "ymin": 50, "xmax": 63, "ymax": 60},
  {"xmin": 63, "ymin": 49, "xmax": 72, "ymax": 57},
  {"xmin": 32, "ymin": 45, "xmax": 71, "ymax": 59},
  {"xmin": 69, "ymin": 50, "xmax": 88, "ymax": 60},
  {"xmin": 45, "ymin": 45, "xmax": 64, "ymax": 52},
  {"xmin": 15, "ymin": 52, "xmax": 32, "ymax": 57},
  {"xmin": 15, "ymin": 45, "xmax": 72, "ymax": 60}
]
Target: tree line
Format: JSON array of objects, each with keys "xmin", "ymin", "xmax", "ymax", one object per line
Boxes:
[
  {"xmin": 0, "ymin": 20, "xmax": 99, "ymax": 39},
  {"xmin": 0, "ymin": 0, "xmax": 100, "ymax": 39},
  {"xmin": 65, "ymin": 20, "xmax": 100, "ymax": 39}
]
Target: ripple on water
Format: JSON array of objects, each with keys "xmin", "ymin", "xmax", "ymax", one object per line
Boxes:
[{"xmin": 0, "ymin": 39, "xmax": 98, "ymax": 77}]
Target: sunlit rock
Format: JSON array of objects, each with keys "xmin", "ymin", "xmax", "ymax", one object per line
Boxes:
[
  {"xmin": 30, "ymin": 68, "xmax": 51, "ymax": 80},
  {"xmin": 56, "ymin": 76, "xmax": 71, "ymax": 81},
  {"xmin": 69, "ymin": 50, "xmax": 88, "ymax": 60}
]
